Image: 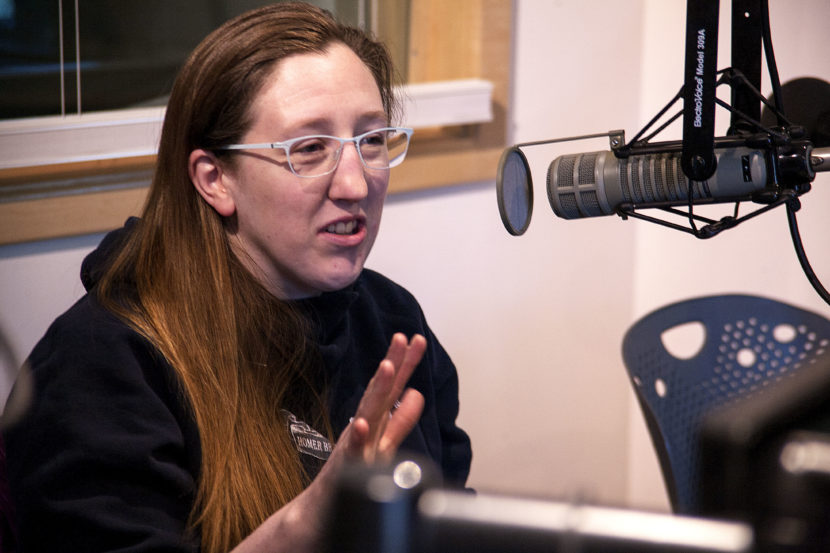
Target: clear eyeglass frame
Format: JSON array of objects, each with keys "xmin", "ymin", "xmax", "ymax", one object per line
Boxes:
[{"xmin": 217, "ymin": 126, "xmax": 414, "ymax": 178}]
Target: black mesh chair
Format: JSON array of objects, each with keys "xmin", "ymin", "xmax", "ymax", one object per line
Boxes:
[{"xmin": 622, "ymin": 294, "xmax": 830, "ymax": 514}]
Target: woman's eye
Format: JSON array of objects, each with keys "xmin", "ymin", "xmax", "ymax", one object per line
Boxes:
[
  {"xmin": 361, "ymin": 132, "xmax": 387, "ymax": 147},
  {"xmin": 292, "ymin": 138, "xmax": 328, "ymax": 156}
]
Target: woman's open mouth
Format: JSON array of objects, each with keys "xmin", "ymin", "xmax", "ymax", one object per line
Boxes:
[{"xmin": 326, "ymin": 219, "xmax": 360, "ymax": 235}]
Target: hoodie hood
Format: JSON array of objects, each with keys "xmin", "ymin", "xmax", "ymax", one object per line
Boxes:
[{"xmin": 80, "ymin": 217, "xmax": 139, "ymax": 292}]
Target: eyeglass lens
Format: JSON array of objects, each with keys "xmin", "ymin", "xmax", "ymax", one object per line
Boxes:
[{"xmin": 288, "ymin": 129, "xmax": 409, "ymax": 176}]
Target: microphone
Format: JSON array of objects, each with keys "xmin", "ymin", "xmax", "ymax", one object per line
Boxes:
[
  {"xmin": 548, "ymin": 146, "xmax": 770, "ymax": 219},
  {"xmin": 547, "ymin": 145, "xmax": 830, "ymax": 220}
]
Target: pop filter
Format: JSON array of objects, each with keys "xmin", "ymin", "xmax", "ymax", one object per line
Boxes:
[{"xmin": 496, "ymin": 146, "xmax": 533, "ymax": 236}]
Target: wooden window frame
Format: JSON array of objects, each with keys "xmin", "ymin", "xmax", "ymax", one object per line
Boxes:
[{"xmin": 0, "ymin": 0, "xmax": 510, "ymax": 245}]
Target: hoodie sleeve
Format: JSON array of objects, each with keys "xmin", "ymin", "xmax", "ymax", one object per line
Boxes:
[{"xmin": 3, "ymin": 294, "xmax": 201, "ymax": 553}]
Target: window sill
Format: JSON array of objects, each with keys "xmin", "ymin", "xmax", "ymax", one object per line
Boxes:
[
  {"xmin": 0, "ymin": 79, "xmax": 503, "ymax": 245},
  {"xmin": 0, "ymin": 79, "xmax": 493, "ymax": 171}
]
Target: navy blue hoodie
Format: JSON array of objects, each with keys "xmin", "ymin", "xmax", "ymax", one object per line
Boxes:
[{"xmin": 3, "ymin": 219, "xmax": 471, "ymax": 552}]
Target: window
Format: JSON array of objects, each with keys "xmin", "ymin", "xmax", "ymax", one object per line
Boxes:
[
  {"xmin": 0, "ymin": 0, "xmax": 510, "ymax": 245},
  {"xmin": 0, "ymin": 0, "xmax": 389, "ymax": 118}
]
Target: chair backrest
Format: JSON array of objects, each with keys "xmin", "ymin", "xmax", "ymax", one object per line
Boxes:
[{"xmin": 622, "ymin": 294, "xmax": 830, "ymax": 514}]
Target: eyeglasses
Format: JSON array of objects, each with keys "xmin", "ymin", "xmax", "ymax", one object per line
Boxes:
[{"xmin": 217, "ymin": 126, "xmax": 414, "ymax": 178}]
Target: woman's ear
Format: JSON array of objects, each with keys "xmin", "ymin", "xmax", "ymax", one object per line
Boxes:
[{"xmin": 189, "ymin": 149, "xmax": 236, "ymax": 217}]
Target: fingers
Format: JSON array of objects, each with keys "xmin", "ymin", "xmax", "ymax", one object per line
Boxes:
[
  {"xmin": 355, "ymin": 360, "xmax": 395, "ymax": 452},
  {"xmin": 353, "ymin": 333, "xmax": 425, "ymax": 423},
  {"xmin": 341, "ymin": 416, "xmax": 370, "ymax": 458},
  {"xmin": 378, "ymin": 388, "xmax": 425, "ymax": 462},
  {"xmin": 383, "ymin": 332, "xmax": 409, "ymax": 371},
  {"xmin": 348, "ymin": 333, "xmax": 427, "ymax": 463},
  {"xmin": 389, "ymin": 334, "xmax": 426, "ymax": 405}
]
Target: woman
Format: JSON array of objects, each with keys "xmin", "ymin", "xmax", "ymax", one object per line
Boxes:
[{"xmin": 2, "ymin": 3, "xmax": 471, "ymax": 552}]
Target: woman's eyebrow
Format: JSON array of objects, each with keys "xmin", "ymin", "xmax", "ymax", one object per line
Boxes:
[
  {"xmin": 275, "ymin": 113, "xmax": 388, "ymax": 138},
  {"xmin": 359, "ymin": 110, "xmax": 389, "ymax": 124}
]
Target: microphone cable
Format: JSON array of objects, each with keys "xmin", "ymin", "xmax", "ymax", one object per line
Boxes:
[
  {"xmin": 758, "ymin": 0, "xmax": 830, "ymax": 306},
  {"xmin": 787, "ymin": 202, "xmax": 830, "ymax": 305}
]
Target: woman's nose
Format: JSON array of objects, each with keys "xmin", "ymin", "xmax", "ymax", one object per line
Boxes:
[{"xmin": 328, "ymin": 142, "xmax": 369, "ymax": 200}]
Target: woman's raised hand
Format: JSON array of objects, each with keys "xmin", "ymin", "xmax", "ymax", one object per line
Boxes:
[
  {"xmin": 236, "ymin": 333, "xmax": 428, "ymax": 553},
  {"xmin": 344, "ymin": 332, "xmax": 426, "ymax": 463}
]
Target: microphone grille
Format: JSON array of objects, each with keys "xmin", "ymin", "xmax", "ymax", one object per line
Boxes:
[
  {"xmin": 581, "ymin": 190, "xmax": 601, "ymax": 213},
  {"xmin": 652, "ymin": 157, "xmax": 667, "ymax": 199},
  {"xmin": 547, "ymin": 152, "xmax": 608, "ymax": 218},
  {"xmin": 578, "ymin": 154, "xmax": 596, "ymax": 184},
  {"xmin": 619, "ymin": 162, "xmax": 632, "ymax": 204},
  {"xmin": 558, "ymin": 192, "xmax": 578, "ymax": 216},
  {"xmin": 558, "ymin": 155, "xmax": 576, "ymax": 187},
  {"xmin": 618, "ymin": 151, "xmax": 706, "ymax": 204}
]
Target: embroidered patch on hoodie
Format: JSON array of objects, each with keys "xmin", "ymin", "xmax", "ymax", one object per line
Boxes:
[{"xmin": 281, "ymin": 409, "xmax": 332, "ymax": 461}]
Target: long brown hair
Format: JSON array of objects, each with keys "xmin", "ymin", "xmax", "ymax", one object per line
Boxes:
[{"xmin": 94, "ymin": 3, "xmax": 398, "ymax": 551}]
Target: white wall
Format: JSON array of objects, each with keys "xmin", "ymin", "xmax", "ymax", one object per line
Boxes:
[
  {"xmin": 0, "ymin": 234, "xmax": 106, "ymax": 386},
  {"xmin": 370, "ymin": 0, "xmax": 646, "ymax": 505},
  {"xmin": 2, "ymin": 0, "xmax": 829, "ymax": 515}
]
